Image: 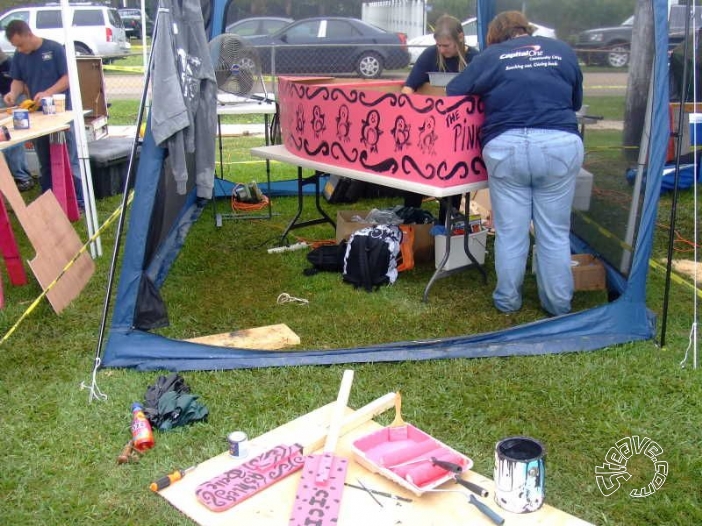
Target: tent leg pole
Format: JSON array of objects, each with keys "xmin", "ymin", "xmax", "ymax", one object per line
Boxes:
[{"xmin": 87, "ymin": 7, "xmax": 163, "ymax": 401}]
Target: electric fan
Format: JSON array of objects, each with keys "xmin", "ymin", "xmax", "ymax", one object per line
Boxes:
[{"xmin": 208, "ymin": 33, "xmax": 268, "ymax": 101}]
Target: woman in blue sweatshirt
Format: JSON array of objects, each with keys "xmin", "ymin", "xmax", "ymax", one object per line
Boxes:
[{"xmin": 446, "ymin": 11, "xmax": 584, "ymax": 316}]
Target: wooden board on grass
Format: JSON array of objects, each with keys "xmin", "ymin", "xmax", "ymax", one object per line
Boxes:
[
  {"xmin": 185, "ymin": 324, "xmax": 300, "ymax": 350},
  {"xmin": 157, "ymin": 402, "xmax": 594, "ymax": 526}
]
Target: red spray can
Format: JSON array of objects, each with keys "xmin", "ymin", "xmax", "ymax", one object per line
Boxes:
[{"xmin": 131, "ymin": 402, "xmax": 155, "ymax": 452}]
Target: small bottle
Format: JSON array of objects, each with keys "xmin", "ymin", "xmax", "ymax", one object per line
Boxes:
[{"xmin": 130, "ymin": 402, "xmax": 155, "ymax": 452}]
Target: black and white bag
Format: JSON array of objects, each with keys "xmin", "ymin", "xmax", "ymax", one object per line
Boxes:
[{"xmin": 342, "ymin": 225, "xmax": 402, "ymax": 291}]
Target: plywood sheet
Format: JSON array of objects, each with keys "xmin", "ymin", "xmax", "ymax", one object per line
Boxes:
[
  {"xmin": 158, "ymin": 403, "xmax": 593, "ymax": 526},
  {"xmin": 186, "ymin": 324, "xmax": 300, "ymax": 350},
  {"xmin": 0, "ymin": 156, "xmax": 93, "ymax": 313},
  {"xmin": 26, "ymin": 192, "xmax": 94, "ymax": 312}
]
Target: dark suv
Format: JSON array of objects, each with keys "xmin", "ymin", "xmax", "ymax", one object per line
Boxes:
[
  {"xmin": 574, "ymin": 16, "xmax": 635, "ymax": 68},
  {"xmin": 575, "ymin": 7, "xmax": 700, "ymax": 68}
]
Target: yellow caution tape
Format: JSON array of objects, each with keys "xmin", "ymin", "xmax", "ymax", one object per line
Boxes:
[{"xmin": 102, "ymin": 65, "xmax": 145, "ymax": 73}]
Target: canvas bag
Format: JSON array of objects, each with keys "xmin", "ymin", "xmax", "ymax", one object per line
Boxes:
[
  {"xmin": 342, "ymin": 225, "xmax": 403, "ymax": 291},
  {"xmin": 304, "ymin": 241, "xmax": 347, "ymax": 275}
]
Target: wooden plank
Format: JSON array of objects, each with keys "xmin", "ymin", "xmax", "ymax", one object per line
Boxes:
[
  {"xmin": 158, "ymin": 400, "xmax": 594, "ymax": 526},
  {"xmin": 185, "ymin": 324, "xmax": 301, "ymax": 350}
]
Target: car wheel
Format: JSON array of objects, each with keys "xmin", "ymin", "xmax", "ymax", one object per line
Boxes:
[
  {"xmin": 356, "ymin": 52, "xmax": 383, "ymax": 79},
  {"xmin": 74, "ymin": 43, "xmax": 92, "ymax": 56},
  {"xmin": 607, "ymin": 45, "xmax": 629, "ymax": 68}
]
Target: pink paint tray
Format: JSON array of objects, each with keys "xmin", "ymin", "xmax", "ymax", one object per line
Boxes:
[{"xmin": 351, "ymin": 423, "xmax": 473, "ymax": 496}]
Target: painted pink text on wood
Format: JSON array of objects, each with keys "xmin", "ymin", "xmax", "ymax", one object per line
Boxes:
[{"xmin": 195, "ymin": 443, "xmax": 305, "ymax": 512}]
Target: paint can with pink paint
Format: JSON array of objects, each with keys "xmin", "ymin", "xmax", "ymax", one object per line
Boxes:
[{"xmin": 493, "ymin": 436, "xmax": 545, "ymax": 513}]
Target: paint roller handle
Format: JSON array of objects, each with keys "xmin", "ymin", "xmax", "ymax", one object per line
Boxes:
[
  {"xmin": 431, "ymin": 457, "xmax": 462, "ymax": 474},
  {"xmin": 468, "ymin": 494, "xmax": 504, "ymax": 526},
  {"xmin": 455, "ymin": 476, "xmax": 489, "ymax": 498}
]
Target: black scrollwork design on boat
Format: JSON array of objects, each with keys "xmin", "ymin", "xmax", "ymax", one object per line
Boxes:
[
  {"xmin": 330, "ymin": 88, "xmax": 359, "ymax": 103},
  {"xmin": 304, "ymin": 86, "xmax": 330, "ymax": 101},
  {"xmin": 402, "ymin": 156, "xmax": 436, "ymax": 180},
  {"xmin": 358, "ymin": 90, "xmax": 399, "ymax": 108},
  {"xmin": 436, "ymin": 161, "xmax": 469, "ymax": 181},
  {"xmin": 303, "ymin": 140, "xmax": 330, "ymax": 156},
  {"xmin": 330, "ymin": 142, "xmax": 359, "ymax": 163},
  {"xmin": 359, "ymin": 150, "xmax": 398, "ymax": 173},
  {"xmin": 397, "ymin": 94, "xmax": 436, "ymax": 114}
]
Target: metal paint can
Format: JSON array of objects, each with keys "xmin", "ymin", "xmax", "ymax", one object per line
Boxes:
[
  {"xmin": 41, "ymin": 96, "xmax": 55, "ymax": 114},
  {"xmin": 494, "ymin": 436, "xmax": 545, "ymax": 513},
  {"xmin": 227, "ymin": 431, "xmax": 248, "ymax": 458},
  {"xmin": 12, "ymin": 109, "xmax": 30, "ymax": 130}
]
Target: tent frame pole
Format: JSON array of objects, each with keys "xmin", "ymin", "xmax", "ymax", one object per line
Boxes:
[{"xmin": 86, "ymin": 5, "xmax": 164, "ymax": 401}]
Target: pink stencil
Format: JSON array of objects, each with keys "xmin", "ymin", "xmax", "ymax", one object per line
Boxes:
[
  {"xmin": 289, "ymin": 452, "xmax": 348, "ymax": 526},
  {"xmin": 195, "ymin": 443, "xmax": 305, "ymax": 512},
  {"xmin": 278, "ymin": 76, "xmax": 486, "ymax": 188}
]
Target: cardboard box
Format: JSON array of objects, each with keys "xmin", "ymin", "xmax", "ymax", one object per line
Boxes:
[
  {"xmin": 336, "ymin": 210, "xmax": 434, "ymax": 263},
  {"xmin": 434, "ymin": 229, "xmax": 488, "ymax": 271},
  {"xmin": 532, "ymin": 251, "xmax": 606, "ymax": 291},
  {"xmin": 571, "ymin": 253, "xmax": 606, "ymax": 291}
]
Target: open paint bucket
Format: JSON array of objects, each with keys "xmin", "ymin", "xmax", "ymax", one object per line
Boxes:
[{"xmin": 493, "ymin": 436, "xmax": 545, "ymax": 513}]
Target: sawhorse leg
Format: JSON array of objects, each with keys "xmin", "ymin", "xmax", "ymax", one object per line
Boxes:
[
  {"xmin": 279, "ymin": 168, "xmax": 335, "ymax": 244},
  {"xmin": 0, "ymin": 193, "xmax": 29, "ymax": 308},
  {"xmin": 50, "ymin": 131, "xmax": 80, "ymax": 222}
]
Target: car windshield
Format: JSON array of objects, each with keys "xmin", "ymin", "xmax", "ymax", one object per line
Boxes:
[{"xmin": 622, "ymin": 16, "xmax": 634, "ymax": 26}]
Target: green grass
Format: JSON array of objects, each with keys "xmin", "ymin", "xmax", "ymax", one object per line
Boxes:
[{"xmin": 0, "ymin": 109, "xmax": 699, "ymax": 525}]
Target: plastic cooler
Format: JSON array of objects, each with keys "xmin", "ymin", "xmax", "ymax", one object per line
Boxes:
[{"xmin": 87, "ymin": 138, "xmax": 139, "ymax": 198}]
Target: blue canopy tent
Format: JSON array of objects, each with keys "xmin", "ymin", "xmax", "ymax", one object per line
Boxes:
[{"xmin": 100, "ymin": 0, "xmax": 669, "ymax": 371}]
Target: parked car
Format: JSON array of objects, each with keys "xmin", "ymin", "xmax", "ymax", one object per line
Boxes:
[
  {"xmin": 118, "ymin": 8, "xmax": 154, "ymax": 39},
  {"xmin": 225, "ymin": 16, "xmax": 293, "ymax": 37},
  {"xmin": 0, "ymin": 3, "xmax": 130, "ymax": 58},
  {"xmin": 243, "ymin": 17, "xmax": 410, "ymax": 79},
  {"xmin": 574, "ymin": 9, "xmax": 696, "ymax": 68},
  {"xmin": 407, "ymin": 17, "xmax": 556, "ymax": 63},
  {"xmin": 574, "ymin": 16, "xmax": 634, "ymax": 68}
]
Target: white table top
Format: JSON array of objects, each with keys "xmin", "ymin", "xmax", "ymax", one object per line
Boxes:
[
  {"xmin": 0, "ymin": 110, "xmax": 76, "ymax": 150},
  {"xmin": 250, "ymin": 144, "xmax": 488, "ymax": 198},
  {"xmin": 216, "ymin": 94, "xmax": 276, "ymax": 116}
]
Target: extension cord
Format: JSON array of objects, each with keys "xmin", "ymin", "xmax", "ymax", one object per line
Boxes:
[{"xmin": 267, "ymin": 242, "xmax": 309, "ymax": 254}]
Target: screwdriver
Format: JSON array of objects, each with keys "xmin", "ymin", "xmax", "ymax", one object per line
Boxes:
[{"xmin": 149, "ymin": 465, "xmax": 196, "ymax": 492}]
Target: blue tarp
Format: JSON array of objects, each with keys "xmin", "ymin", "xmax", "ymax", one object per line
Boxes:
[
  {"xmin": 102, "ymin": 0, "xmax": 669, "ymax": 371},
  {"xmin": 626, "ymin": 163, "xmax": 700, "ymax": 193}
]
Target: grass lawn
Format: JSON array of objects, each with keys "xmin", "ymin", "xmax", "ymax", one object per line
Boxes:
[{"xmin": 0, "ymin": 96, "xmax": 700, "ymax": 524}]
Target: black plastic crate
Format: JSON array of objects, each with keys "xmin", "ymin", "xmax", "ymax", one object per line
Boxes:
[{"xmin": 88, "ymin": 138, "xmax": 139, "ymax": 198}]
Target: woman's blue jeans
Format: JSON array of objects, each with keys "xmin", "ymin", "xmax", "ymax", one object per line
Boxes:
[{"xmin": 482, "ymin": 129, "xmax": 584, "ymax": 316}]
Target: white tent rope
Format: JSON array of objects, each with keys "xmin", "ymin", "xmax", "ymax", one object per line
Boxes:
[{"xmin": 80, "ymin": 356, "xmax": 108, "ymax": 402}]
